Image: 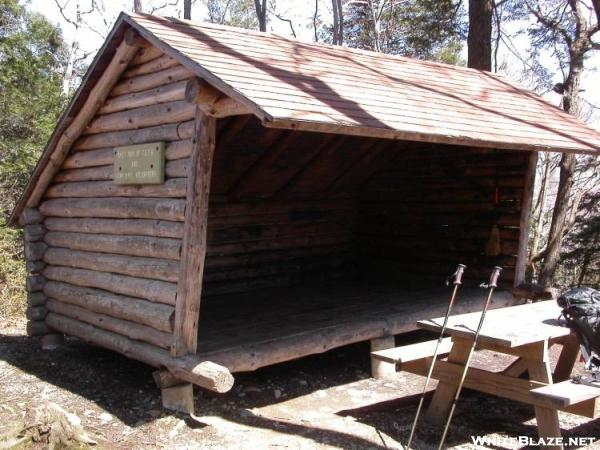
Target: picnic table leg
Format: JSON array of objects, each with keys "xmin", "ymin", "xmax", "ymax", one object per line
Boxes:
[
  {"xmin": 526, "ymin": 341, "xmax": 563, "ymax": 450},
  {"xmin": 425, "ymin": 338, "xmax": 471, "ymax": 425},
  {"xmin": 553, "ymin": 334, "xmax": 579, "ymax": 382}
]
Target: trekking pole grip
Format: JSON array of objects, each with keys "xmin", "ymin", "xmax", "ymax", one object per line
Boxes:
[
  {"xmin": 454, "ymin": 264, "xmax": 467, "ymax": 285},
  {"xmin": 488, "ymin": 266, "xmax": 503, "ymax": 288}
]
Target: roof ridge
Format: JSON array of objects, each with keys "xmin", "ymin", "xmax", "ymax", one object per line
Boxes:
[{"xmin": 127, "ymin": 12, "xmax": 502, "ymax": 77}]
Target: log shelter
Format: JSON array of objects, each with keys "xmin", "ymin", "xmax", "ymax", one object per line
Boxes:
[{"xmin": 9, "ymin": 13, "xmax": 600, "ymax": 409}]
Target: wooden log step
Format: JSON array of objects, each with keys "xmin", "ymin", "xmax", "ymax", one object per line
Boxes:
[
  {"xmin": 111, "ymin": 66, "xmax": 193, "ymax": 96},
  {"xmin": 122, "ymin": 54, "xmax": 179, "ymax": 79},
  {"xmin": 74, "ymin": 120, "xmax": 194, "ymax": 151},
  {"xmin": 44, "ymin": 217, "xmax": 183, "ymax": 239},
  {"xmin": 45, "ymin": 313, "xmax": 234, "ymax": 393},
  {"xmin": 46, "ymin": 299, "xmax": 172, "ymax": 349},
  {"xmin": 44, "ymin": 231, "xmax": 181, "ymax": 260},
  {"xmin": 46, "ymin": 178, "xmax": 187, "ymax": 199},
  {"xmin": 63, "ymin": 139, "xmax": 192, "ymax": 169},
  {"xmin": 39, "ymin": 198, "xmax": 186, "ymax": 221},
  {"xmin": 130, "ymin": 45, "xmax": 163, "ymax": 66},
  {"xmin": 43, "ymin": 266, "xmax": 177, "ymax": 305},
  {"xmin": 85, "ymin": 100, "xmax": 196, "ymax": 135},
  {"xmin": 55, "ymin": 159, "xmax": 190, "ymax": 182},
  {"xmin": 371, "ymin": 338, "xmax": 453, "ymax": 365},
  {"xmin": 44, "ymin": 281, "xmax": 174, "ymax": 332},
  {"xmin": 44, "ymin": 247, "xmax": 179, "ymax": 282}
]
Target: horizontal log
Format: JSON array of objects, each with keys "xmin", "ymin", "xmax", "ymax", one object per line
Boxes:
[
  {"xmin": 27, "ymin": 321, "xmax": 51, "ymax": 336},
  {"xmin": 24, "ymin": 241, "xmax": 47, "ymax": 261},
  {"xmin": 26, "ymin": 260, "xmax": 46, "ymax": 274},
  {"xmin": 44, "ymin": 231, "xmax": 181, "ymax": 260},
  {"xmin": 44, "ymin": 247, "xmax": 179, "ymax": 282},
  {"xmin": 24, "ymin": 224, "xmax": 46, "ymax": 242},
  {"xmin": 27, "ymin": 291, "xmax": 47, "ymax": 307},
  {"xmin": 152, "ymin": 369, "xmax": 183, "ymax": 389},
  {"xmin": 26, "ymin": 306, "xmax": 48, "ymax": 321},
  {"xmin": 46, "ymin": 178, "xmax": 187, "ymax": 199},
  {"xmin": 56, "ymin": 158, "xmax": 190, "ymax": 182},
  {"xmin": 39, "ymin": 198, "xmax": 186, "ymax": 221},
  {"xmin": 20, "ymin": 207, "xmax": 44, "ymax": 225},
  {"xmin": 46, "ymin": 299, "xmax": 172, "ymax": 349},
  {"xmin": 130, "ymin": 45, "xmax": 163, "ymax": 66},
  {"xmin": 74, "ymin": 120, "xmax": 195, "ymax": 151},
  {"xmin": 86, "ymin": 100, "xmax": 195, "ymax": 135},
  {"xmin": 45, "ymin": 313, "xmax": 234, "ymax": 392},
  {"xmin": 43, "ymin": 266, "xmax": 176, "ymax": 305},
  {"xmin": 111, "ymin": 66, "xmax": 193, "ymax": 96},
  {"xmin": 44, "ymin": 281, "xmax": 174, "ymax": 332},
  {"xmin": 100, "ymin": 79, "xmax": 187, "ymax": 115},
  {"xmin": 123, "ymin": 54, "xmax": 179, "ymax": 79},
  {"xmin": 63, "ymin": 139, "xmax": 191, "ymax": 169},
  {"xmin": 44, "ymin": 217, "xmax": 183, "ymax": 238},
  {"xmin": 26, "ymin": 275, "xmax": 46, "ymax": 292}
]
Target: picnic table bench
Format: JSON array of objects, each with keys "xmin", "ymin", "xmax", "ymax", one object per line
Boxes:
[{"xmin": 372, "ymin": 301, "xmax": 600, "ymax": 449}]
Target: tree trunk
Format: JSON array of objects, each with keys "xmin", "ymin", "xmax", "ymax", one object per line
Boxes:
[
  {"xmin": 467, "ymin": 0, "xmax": 493, "ymax": 71},
  {"xmin": 332, "ymin": 0, "xmax": 343, "ymax": 45},
  {"xmin": 530, "ymin": 154, "xmax": 552, "ymax": 271},
  {"xmin": 184, "ymin": 0, "xmax": 191, "ymax": 19},
  {"xmin": 254, "ymin": 0, "xmax": 267, "ymax": 32},
  {"xmin": 134, "ymin": 0, "xmax": 142, "ymax": 13},
  {"xmin": 539, "ymin": 153, "xmax": 576, "ymax": 287}
]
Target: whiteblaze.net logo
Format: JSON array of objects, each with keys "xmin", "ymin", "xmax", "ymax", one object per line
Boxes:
[{"xmin": 470, "ymin": 435, "xmax": 597, "ymax": 447}]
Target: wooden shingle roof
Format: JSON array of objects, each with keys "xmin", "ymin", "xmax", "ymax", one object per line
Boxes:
[{"xmin": 124, "ymin": 13, "xmax": 600, "ymax": 154}]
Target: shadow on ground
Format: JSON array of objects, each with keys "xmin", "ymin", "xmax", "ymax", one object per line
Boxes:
[{"xmin": 1, "ymin": 330, "xmax": 599, "ymax": 449}]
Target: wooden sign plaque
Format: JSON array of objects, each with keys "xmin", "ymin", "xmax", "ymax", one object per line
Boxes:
[{"xmin": 114, "ymin": 142, "xmax": 165, "ymax": 185}]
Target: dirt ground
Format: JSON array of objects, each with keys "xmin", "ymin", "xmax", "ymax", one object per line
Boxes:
[{"xmin": 1, "ymin": 318, "xmax": 599, "ymax": 450}]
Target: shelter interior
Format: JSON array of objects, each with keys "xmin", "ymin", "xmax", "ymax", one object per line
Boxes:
[{"xmin": 196, "ymin": 115, "xmax": 526, "ymax": 371}]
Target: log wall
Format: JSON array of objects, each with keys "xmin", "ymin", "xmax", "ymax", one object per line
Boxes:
[
  {"xmin": 356, "ymin": 146, "xmax": 529, "ymax": 287},
  {"xmin": 37, "ymin": 47, "xmax": 196, "ymax": 352}
]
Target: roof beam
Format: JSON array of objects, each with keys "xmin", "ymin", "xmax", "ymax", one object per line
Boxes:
[{"xmin": 185, "ymin": 78, "xmax": 251, "ymax": 118}]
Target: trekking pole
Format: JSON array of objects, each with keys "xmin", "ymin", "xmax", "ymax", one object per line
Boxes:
[
  {"xmin": 437, "ymin": 266, "xmax": 502, "ymax": 450},
  {"xmin": 406, "ymin": 264, "xmax": 466, "ymax": 450}
]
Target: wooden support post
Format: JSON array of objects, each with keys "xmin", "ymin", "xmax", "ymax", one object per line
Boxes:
[
  {"xmin": 370, "ymin": 336, "xmax": 396, "ymax": 379},
  {"xmin": 172, "ymin": 108, "xmax": 216, "ymax": 356},
  {"xmin": 153, "ymin": 369, "xmax": 194, "ymax": 413},
  {"xmin": 161, "ymin": 383, "xmax": 194, "ymax": 414},
  {"xmin": 425, "ymin": 338, "xmax": 472, "ymax": 424},
  {"xmin": 514, "ymin": 151, "xmax": 538, "ymax": 287},
  {"xmin": 525, "ymin": 342, "xmax": 563, "ymax": 450},
  {"xmin": 553, "ymin": 334, "xmax": 580, "ymax": 383}
]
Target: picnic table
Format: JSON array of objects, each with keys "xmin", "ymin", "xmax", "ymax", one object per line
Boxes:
[{"xmin": 372, "ymin": 301, "xmax": 600, "ymax": 450}]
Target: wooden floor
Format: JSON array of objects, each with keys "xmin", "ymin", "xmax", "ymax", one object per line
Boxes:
[{"xmin": 196, "ymin": 281, "xmax": 518, "ymax": 372}]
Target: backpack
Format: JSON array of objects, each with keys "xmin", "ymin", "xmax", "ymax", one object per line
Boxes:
[{"xmin": 557, "ymin": 287, "xmax": 600, "ymax": 372}]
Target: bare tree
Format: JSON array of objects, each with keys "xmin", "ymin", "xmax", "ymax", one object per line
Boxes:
[
  {"xmin": 184, "ymin": 0, "xmax": 191, "ymax": 19},
  {"xmin": 332, "ymin": 0, "xmax": 343, "ymax": 45},
  {"xmin": 134, "ymin": 0, "xmax": 142, "ymax": 13},
  {"xmin": 254, "ymin": 0, "xmax": 267, "ymax": 31},
  {"xmin": 467, "ymin": 0, "xmax": 493, "ymax": 70},
  {"xmin": 526, "ymin": 0, "xmax": 600, "ymax": 287}
]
